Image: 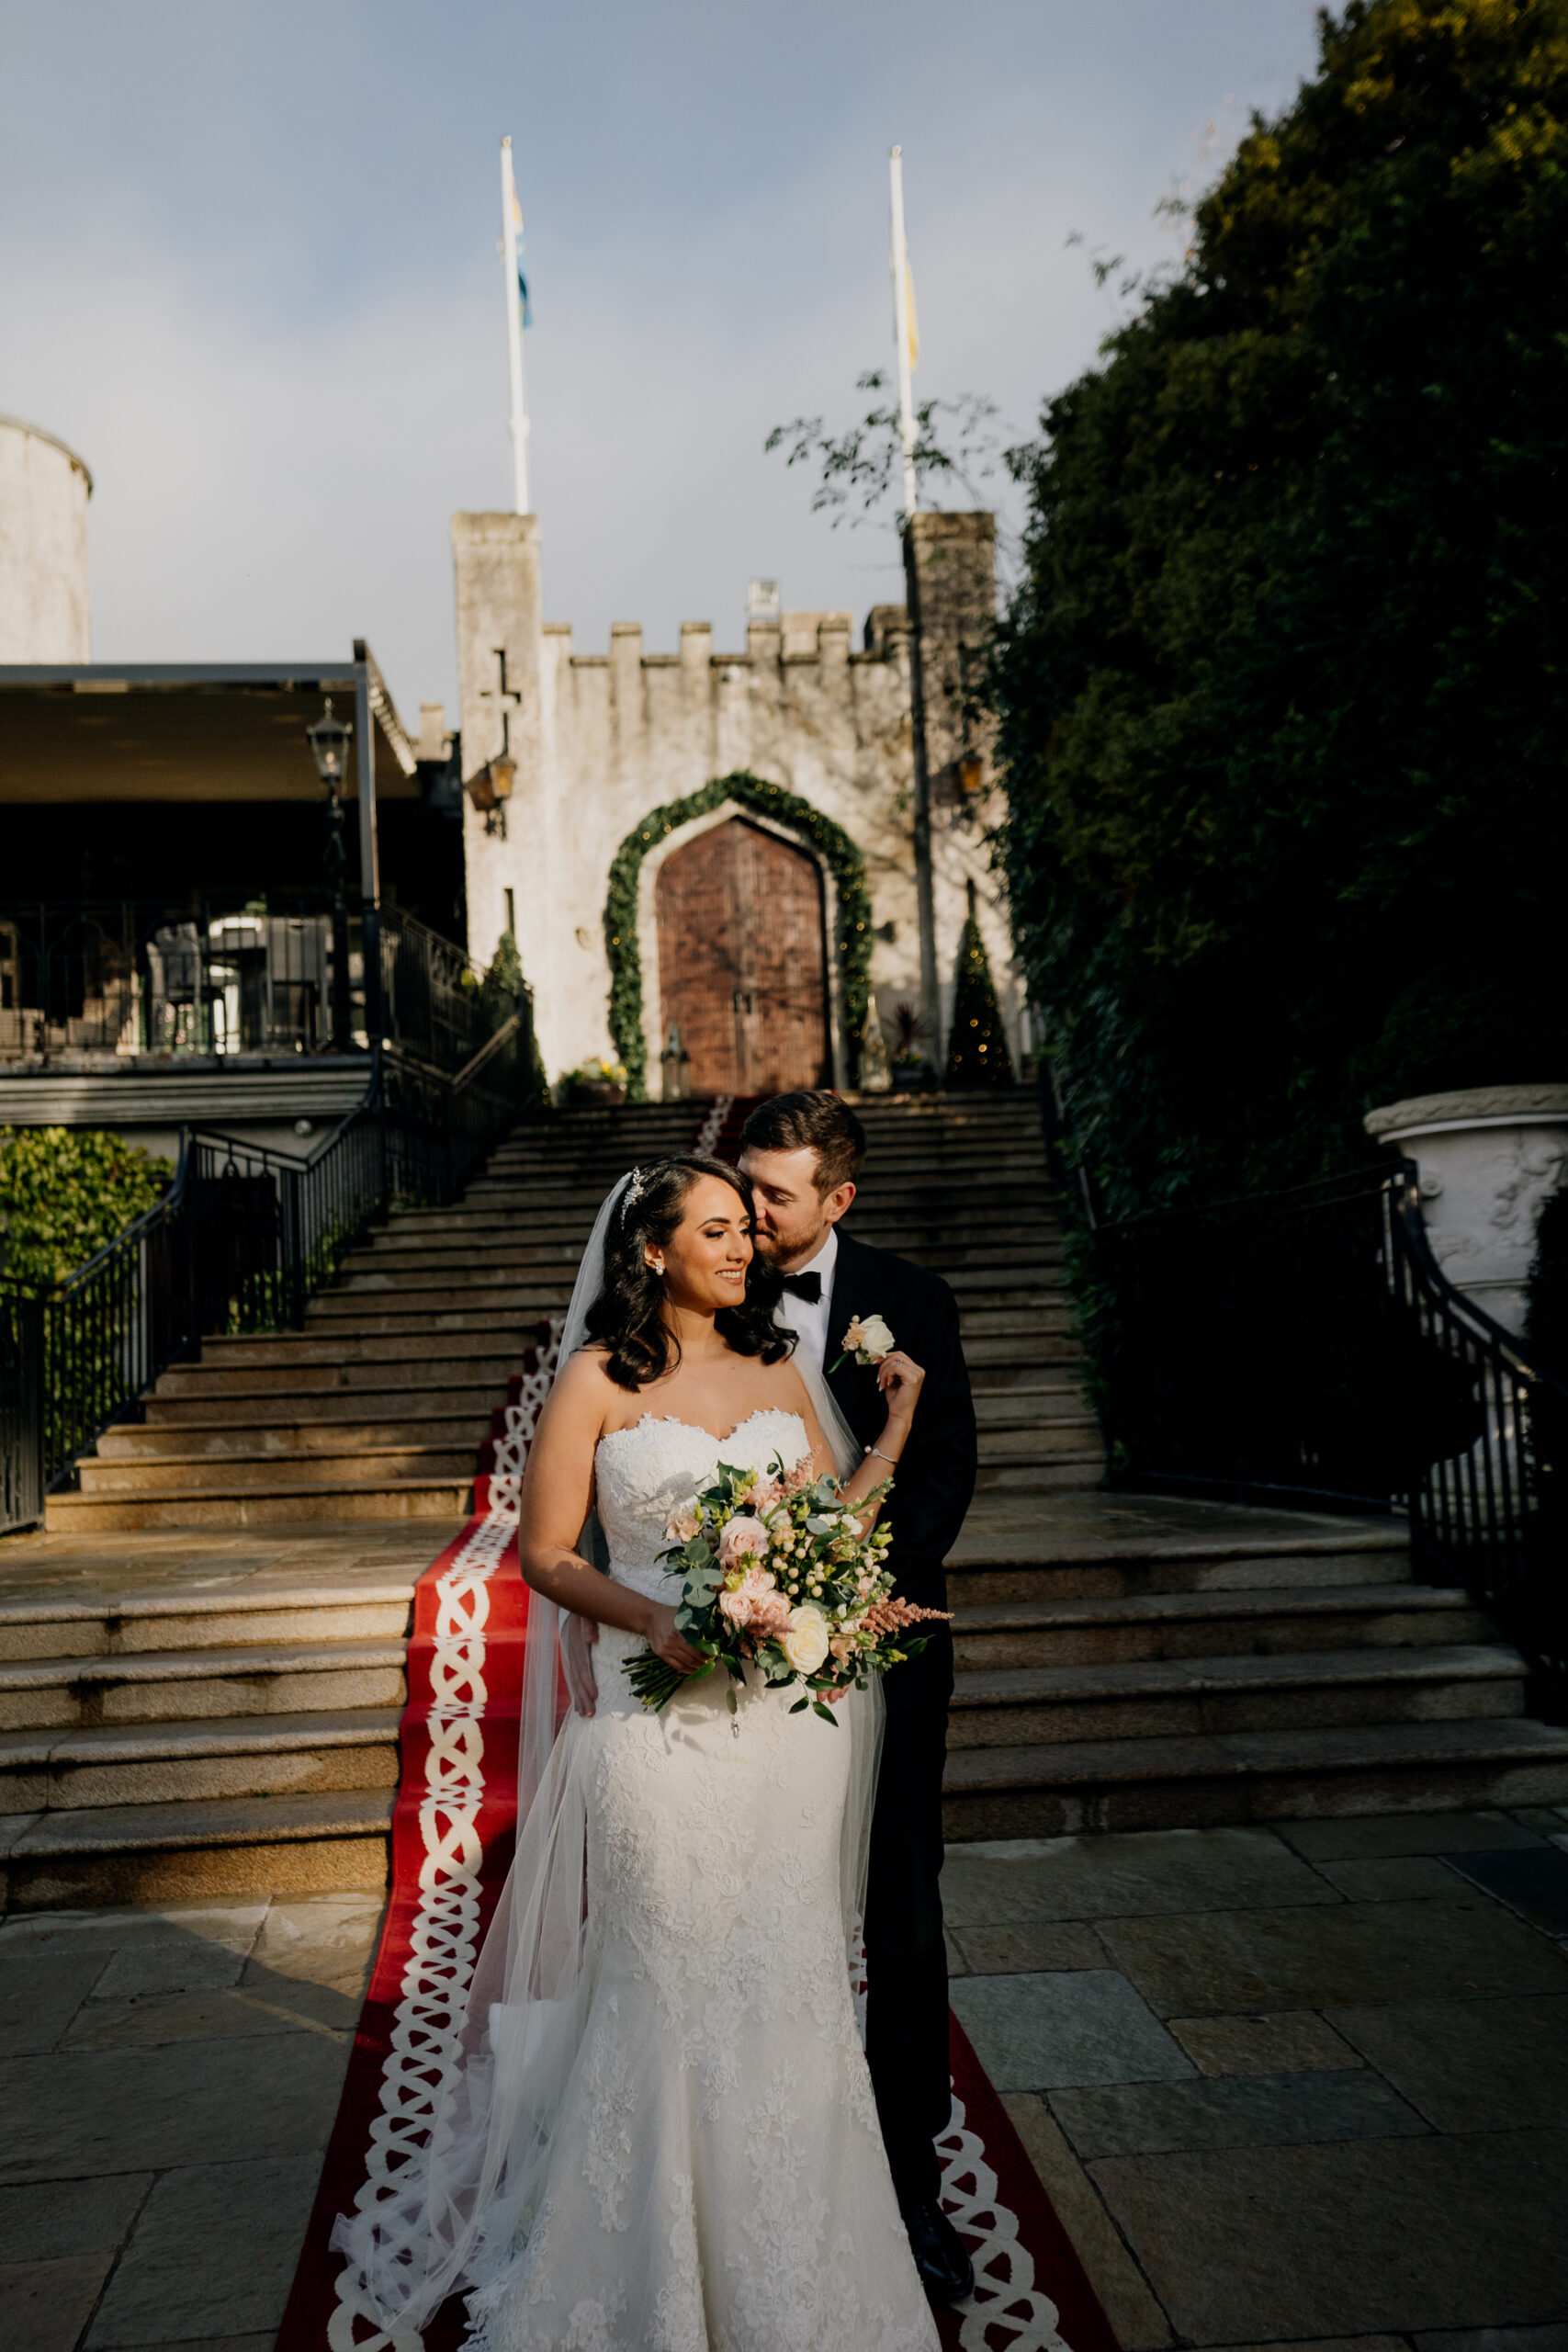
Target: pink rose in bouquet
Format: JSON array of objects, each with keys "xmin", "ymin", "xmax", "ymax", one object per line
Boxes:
[{"xmin": 717, "ymin": 1513, "xmax": 770, "ymax": 1567}]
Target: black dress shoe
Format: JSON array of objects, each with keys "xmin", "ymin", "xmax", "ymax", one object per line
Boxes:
[{"xmin": 902, "ymin": 2196, "xmax": 975, "ymax": 2305}]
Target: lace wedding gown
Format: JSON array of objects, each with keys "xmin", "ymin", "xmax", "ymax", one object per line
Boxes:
[{"xmin": 464, "ymin": 1407, "xmax": 941, "ymax": 2352}]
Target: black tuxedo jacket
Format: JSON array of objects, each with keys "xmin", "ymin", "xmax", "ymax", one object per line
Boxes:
[{"xmin": 822, "ymin": 1230, "xmax": 976, "ymax": 1700}]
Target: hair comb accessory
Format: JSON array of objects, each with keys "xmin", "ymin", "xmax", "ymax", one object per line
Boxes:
[{"xmin": 623, "ymin": 1167, "xmax": 647, "ymax": 1211}]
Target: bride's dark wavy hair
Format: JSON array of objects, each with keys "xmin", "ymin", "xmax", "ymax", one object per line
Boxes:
[{"xmin": 583, "ymin": 1155, "xmax": 792, "ymax": 1391}]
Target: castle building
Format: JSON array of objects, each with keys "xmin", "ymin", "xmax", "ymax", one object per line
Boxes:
[{"xmin": 444, "ymin": 506, "xmax": 1021, "ymax": 1096}]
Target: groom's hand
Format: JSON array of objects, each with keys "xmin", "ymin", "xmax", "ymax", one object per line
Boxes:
[{"xmin": 563, "ymin": 1611, "xmax": 599, "ymax": 1716}]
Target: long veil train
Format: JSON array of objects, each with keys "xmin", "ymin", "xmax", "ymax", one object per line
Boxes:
[{"xmin": 332, "ymin": 1169, "xmax": 883, "ymax": 2335}]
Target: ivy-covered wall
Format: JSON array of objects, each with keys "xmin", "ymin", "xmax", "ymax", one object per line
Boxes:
[
  {"xmin": 0, "ymin": 1126, "xmax": 174, "ymax": 1289},
  {"xmin": 604, "ymin": 772, "xmax": 874, "ymax": 1099}
]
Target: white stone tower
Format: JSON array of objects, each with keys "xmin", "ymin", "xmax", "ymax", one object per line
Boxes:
[{"xmin": 0, "ymin": 413, "xmax": 92, "ymax": 662}]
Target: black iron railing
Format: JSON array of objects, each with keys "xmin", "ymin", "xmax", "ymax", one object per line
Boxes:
[
  {"xmin": 29, "ymin": 1168, "xmax": 198, "ymax": 1492},
  {"xmin": 1393, "ymin": 1184, "xmax": 1568, "ymax": 1713},
  {"xmin": 0, "ymin": 897, "xmax": 504, "ymax": 1077},
  {"xmin": 0, "ymin": 1290, "xmax": 44, "ymax": 1535},
  {"xmin": 1098, "ymin": 1160, "xmax": 1568, "ymax": 1714},
  {"xmin": 0, "ymin": 989, "xmax": 535, "ymax": 1528}
]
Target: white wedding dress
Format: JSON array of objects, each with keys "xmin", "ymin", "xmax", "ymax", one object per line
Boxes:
[
  {"xmin": 333, "ymin": 1402, "xmax": 942, "ymax": 2351},
  {"xmin": 463, "ymin": 1407, "xmax": 940, "ymax": 2352}
]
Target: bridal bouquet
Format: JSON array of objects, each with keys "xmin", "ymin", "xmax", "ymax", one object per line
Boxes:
[{"xmin": 625, "ymin": 1453, "xmax": 949, "ymax": 1720}]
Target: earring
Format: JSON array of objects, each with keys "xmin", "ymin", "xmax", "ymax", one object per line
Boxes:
[{"xmin": 650, "ymin": 1259, "xmax": 665, "ymax": 1278}]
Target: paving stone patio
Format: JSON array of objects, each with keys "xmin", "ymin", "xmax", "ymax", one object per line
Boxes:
[
  {"xmin": 948, "ymin": 1809, "xmax": 1568, "ymax": 2350},
  {"xmin": 0, "ymin": 1891, "xmax": 380, "ymax": 2351},
  {"xmin": 1, "ymin": 1805, "xmax": 1565, "ymax": 2348}
]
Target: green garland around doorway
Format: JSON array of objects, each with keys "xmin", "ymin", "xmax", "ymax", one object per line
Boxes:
[{"xmin": 604, "ymin": 771, "xmax": 873, "ymax": 1100}]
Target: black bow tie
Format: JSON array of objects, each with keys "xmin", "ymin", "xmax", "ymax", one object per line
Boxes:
[{"xmin": 778, "ymin": 1271, "xmax": 823, "ymax": 1303}]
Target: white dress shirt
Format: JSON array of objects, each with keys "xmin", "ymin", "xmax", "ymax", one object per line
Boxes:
[{"xmin": 773, "ymin": 1225, "xmax": 839, "ymax": 1376}]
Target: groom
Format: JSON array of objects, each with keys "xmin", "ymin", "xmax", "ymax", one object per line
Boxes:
[{"xmin": 739, "ymin": 1089, "xmax": 977, "ymax": 2307}]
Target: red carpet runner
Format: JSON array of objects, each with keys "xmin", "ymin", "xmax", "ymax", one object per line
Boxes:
[{"xmin": 278, "ymin": 1320, "xmax": 1120, "ymax": 2352}]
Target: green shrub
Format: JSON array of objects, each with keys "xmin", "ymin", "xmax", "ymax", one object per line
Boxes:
[{"xmin": 0, "ymin": 1127, "xmax": 174, "ymax": 1290}]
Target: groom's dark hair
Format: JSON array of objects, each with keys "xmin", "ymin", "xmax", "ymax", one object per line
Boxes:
[{"xmin": 740, "ymin": 1091, "xmax": 865, "ymax": 1195}]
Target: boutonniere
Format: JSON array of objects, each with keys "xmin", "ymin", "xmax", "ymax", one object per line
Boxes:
[{"xmin": 829, "ymin": 1311, "xmax": 895, "ymax": 1375}]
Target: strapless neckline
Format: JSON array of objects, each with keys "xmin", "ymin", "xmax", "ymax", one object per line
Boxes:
[{"xmin": 596, "ymin": 1406, "xmax": 807, "ymax": 1455}]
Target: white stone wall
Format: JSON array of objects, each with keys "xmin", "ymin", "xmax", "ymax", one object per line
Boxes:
[
  {"xmin": 0, "ymin": 415, "xmax": 92, "ymax": 662},
  {"xmin": 454, "ymin": 513, "xmax": 1021, "ymax": 1091}
]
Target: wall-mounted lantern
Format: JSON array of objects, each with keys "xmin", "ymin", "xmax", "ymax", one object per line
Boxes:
[
  {"xmin": 307, "ymin": 697, "xmax": 354, "ymax": 1049},
  {"xmin": 465, "ymin": 753, "xmax": 514, "ymax": 837}
]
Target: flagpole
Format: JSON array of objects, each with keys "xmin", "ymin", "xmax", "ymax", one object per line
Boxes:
[
  {"xmin": 501, "ymin": 135, "xmax": 530, "ymax": 514},
  {"xmin": 889, "ymin": 144, "xmax": 939, "ymax": 1053},
  {"xmin": 888, "ymin": 145, "xmax": 918, "ymax": 517}
]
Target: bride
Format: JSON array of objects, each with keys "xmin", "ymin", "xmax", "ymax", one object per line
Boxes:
[{"xmin": 336, "ymin": 1154, "xmax": 943, "ymax": 2351}]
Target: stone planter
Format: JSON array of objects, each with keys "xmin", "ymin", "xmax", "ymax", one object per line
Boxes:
[
  {"xmin": 1363, "ymin": 1084, "xmax": 1568, "ymax": 1335},
  {"xmin": 566, "ymin": 1080, "xmax": 626, "ymax": 1108}
]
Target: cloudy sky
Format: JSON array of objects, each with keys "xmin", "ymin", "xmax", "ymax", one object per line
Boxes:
[{"xmin": 1, "ymin": 0, "xmax": 1322, "ymax": 718}]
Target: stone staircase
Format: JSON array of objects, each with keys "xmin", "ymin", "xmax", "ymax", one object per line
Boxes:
[
  {"xmin": 5, "ymin": 1085, "xmax": 1566, "ymax": 1911},
  {"xmin": 847, "ymin": 1091, "xmax": 1103, "ymax": 1493}
]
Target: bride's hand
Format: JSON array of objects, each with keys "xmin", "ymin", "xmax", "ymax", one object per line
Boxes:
[
  {"xmin": 875, "ymin": 1349, "xmax": 925, "ymax": 1430},
  {"xmin": 643, "ymin": 1602, "xmax": 705, "ymax": 1676}
]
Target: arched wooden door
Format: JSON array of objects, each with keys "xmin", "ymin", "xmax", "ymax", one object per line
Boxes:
[{"xmin": 656, "ymin": 817, "xmax": 829, "ymax": 1094}]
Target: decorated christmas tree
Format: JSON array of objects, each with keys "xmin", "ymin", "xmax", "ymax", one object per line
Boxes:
[{"xmin": 944, "ymin": 886, "xmax": 1015, "ymax": 1089}]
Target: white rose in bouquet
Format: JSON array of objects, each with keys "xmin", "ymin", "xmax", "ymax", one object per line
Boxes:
[{"xmin": 781, "ymin": 1603, "xmax": 831, "ymax": 1675}]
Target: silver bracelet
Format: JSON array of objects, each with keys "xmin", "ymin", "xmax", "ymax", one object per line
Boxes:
[{"xmin": 864, "ymin": 1444, "xmax": 897, "ymax": 1467}]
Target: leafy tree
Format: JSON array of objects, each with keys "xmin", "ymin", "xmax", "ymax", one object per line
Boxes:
[
  {"xmin": 765, "ymin": 372, "xmax": 1006, "ymax": 526},
  {"xmin": 996, "ymin": 0, "xmax": 1568, "ymax": 1222}
]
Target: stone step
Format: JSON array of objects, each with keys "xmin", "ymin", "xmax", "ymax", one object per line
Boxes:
[
  {"xmin": 940, "ymin": 1713, "xmax": 1568, "ymax": 1841},
  {"xmin": 0, "ymin": 1787, "xmax": 396, "ymax": 1910},
  {"xmin": 336, "ymin": 1226, "xmax": 1067, "ymax": 1277},
  {"xmin": 944, "ymin": 1642, "xmax": 1524, "ymax": 1751},
  {"xmin": 950, "ymin": 1583, "xmax": 1497, "ymax": 1671},
  {"xmin": 959, "ymin": 1304, "xmax": 1075, "ymax": 1336},
  {"xmin": 77, "ymin": 1444, "xmax": 476, "ymax": 1498},
  {"xmin": 293, "ymin": 1304, "xmax": 553, "ymax": 1337},
  {"xmin": 144, "ymin": 1385, "xmax": 506, "ymax": 1428},
  {"xmin": 193, "ymin": 1331, "xmax": 533, "ymax": 1368},
  {"xmin": 0, "ymin": 1581, "xmax": 417, "ymax": 1664},
  {"xmin": 946, "ymin": 1530, "xmax": 1412, "ymax": 1607},
  {"xmin": 969, "ymin": 1361, "xmax": 1087, "ymax": 1390},
  {"xmin": 975, "ymin": 1391, "xmax": 1095, "ymax": 1429},
  {"xmin": 0, "ymin": 1705, "xmax": 402, "ymax": 1816},
  {"xmin": 965, "ymin": 1334, "xmax": 1087, "ymax": 1369},
  {"xmin": 154, "ymin": 1352, "xmax": 525, "ymax": 1398},
  {"xmin": 0, "ymin": 1635, "xmax": 409, "ymax": 1731},
  {"xmin": 973, "ymin": 1456, "xmax": 1108, "ymax": 1493},
  {"xmin": 976, "ymin": 1420, "xmax": 1101, "ymax": 1460},
  {"xmin": 304, "ymin": 1283, "xmax": 580, "ymax": 1320},
  {"xmin": 378, "ymin": 1188, "xmax": 1065, "ymax": 1238},
  {"xmin": 471, "ymin": 1151, "xmax": 1053, "ymax": 1191},
  {"xmin": 486, "ymin": 1125, "xmax": 1048, "ymax": 1158},
  {"xmin": 44, "ymin": 1477, "xmax": 471, "ymax": 1532},
  {"xmin": 305, "ymin": 1261, "xmax": 1067, "ymax": 1321},
  {"xmin": 98, "ymin": 1415, "xmax": 487, "ymax": 1460}
]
